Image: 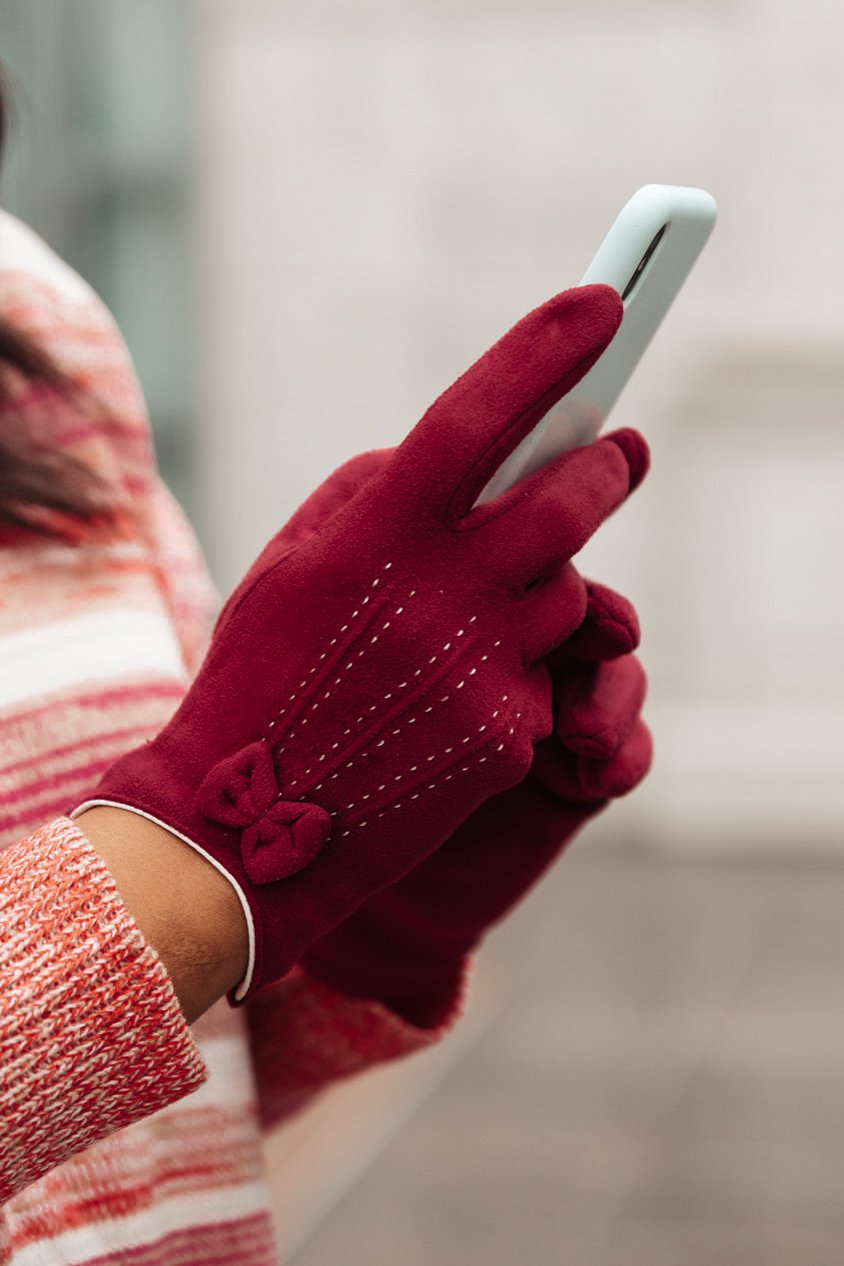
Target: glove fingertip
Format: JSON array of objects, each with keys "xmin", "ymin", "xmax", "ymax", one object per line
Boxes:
[
  {"xmin": 577, "ymin": 718, "xmax": 653, "ymax": 799},
  {"xmin": 603, "ymin": 427, "xmax": 650, "ymax": 493},
  {"xmin": 585, "ymin": 582, "xmax": 641, "ymax": 655},
  {"xmin": 562, "ymin": 282, "xmax": 624, "ymax": 348}
]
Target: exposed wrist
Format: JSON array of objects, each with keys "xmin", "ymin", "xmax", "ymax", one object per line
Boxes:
[{"xmin": 76, "ymin": 806, "xmax": 249, "ymax": 1022}]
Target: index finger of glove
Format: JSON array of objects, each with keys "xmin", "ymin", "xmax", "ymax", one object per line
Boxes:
[
  {"xmin": 390, "ymin": 285, "xmax": 623, "ymax": 522},
  {"xmin": 476, "ymin": 431, "xmax": 643, "ymax": 587}
]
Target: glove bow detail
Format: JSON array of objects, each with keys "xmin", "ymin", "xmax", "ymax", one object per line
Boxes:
[{"xmin": 196, "ymin": 741, "xmax": 332, "ymax": 884}]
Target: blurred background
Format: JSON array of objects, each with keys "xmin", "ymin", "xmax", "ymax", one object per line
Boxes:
[{"xmin": 4, "ymin": 1, "xmax": 844, "ymax": 1263}]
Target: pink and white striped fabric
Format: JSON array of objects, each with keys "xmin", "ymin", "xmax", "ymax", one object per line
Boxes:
[{"xmin": 0, "ymin": 212, "xmax": 450, "ymax": 1265}]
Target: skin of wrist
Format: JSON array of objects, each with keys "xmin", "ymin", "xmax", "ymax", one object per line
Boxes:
[{"xmin": 76, "ymin": 806, "xmax": 249, "ymax": 1023}]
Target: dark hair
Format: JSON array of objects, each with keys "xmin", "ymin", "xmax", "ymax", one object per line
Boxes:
[{"xmin": 0, "ymin": 64, "xmax": 110, "ymax": 537}]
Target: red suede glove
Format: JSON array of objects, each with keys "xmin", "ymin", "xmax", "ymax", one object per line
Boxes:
[
  {"xmin": 78, "ymin": 285, "xmax": 646, "ymax": 1002},
  {"xmin": 220, "ymin": 442, "xmax": 650, "ymax": 1024},
  {"xmin": 302, "ymin": 581, "xmax": 652, "ymax": 1026}
]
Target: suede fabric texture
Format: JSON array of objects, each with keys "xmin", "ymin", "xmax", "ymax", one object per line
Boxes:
[
  {"xmin": 304, "ymin": 581, "xmax": 652, "ymax": 1027},
  {"xmin": 86, "ymin": 285, "xmax": 646, "ymax": 1003}
]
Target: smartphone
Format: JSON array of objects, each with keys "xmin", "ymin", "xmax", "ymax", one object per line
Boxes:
[{"xmin": 477, "ymin": 184, "xmax": 718, "ymax": 503}]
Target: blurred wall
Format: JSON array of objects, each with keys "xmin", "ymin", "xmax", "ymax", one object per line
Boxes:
[
  {"xmin": 3, "ymin": 2, "xmax": 839, "ymax": 855},
  {"xmin": 194, "ymin": 0, "xmax": 844, "ymax": 852},
  {"xmin": 0, "ymin": 0, "xmax": 197, "ymax": 518}
]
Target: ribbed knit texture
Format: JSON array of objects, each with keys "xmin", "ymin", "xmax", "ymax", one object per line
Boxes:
[
  {"xmin": 0, "ymin": 210, "xmax": 457, "ymax": 1264},
  {"xmin": 0, "ymin": 818, "xmax": 207, "ymax": 1203}
]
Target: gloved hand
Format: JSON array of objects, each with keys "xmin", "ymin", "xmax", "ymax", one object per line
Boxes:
[
  {"xmin": 302, "ymin": 580, "xmax": 651, "ymax": 1027},
  {"xmin": 77, "ymin": 285, "xmax": 646, "ymax": 1003}
]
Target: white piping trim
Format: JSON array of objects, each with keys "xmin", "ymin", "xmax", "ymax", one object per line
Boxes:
[{"xmin": 72, "ymin": 799, "xmax": 256, "ymax": 1002}]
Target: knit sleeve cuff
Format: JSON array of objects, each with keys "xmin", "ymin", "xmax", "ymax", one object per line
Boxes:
[{"xmin": 0, "ymin": 817, "xmax": 207, "ymax": 1202}]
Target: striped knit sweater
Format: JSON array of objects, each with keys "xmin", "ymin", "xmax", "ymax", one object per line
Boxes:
[{"xmin": 0, "ymin": 211, "xmax": 452, "ymax": 1265}]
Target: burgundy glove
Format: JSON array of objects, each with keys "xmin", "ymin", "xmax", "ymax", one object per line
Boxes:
[
  {"xmin": 303, "ymin": 581, "xmax": 652, "ymax": 1026},
  {"xmin": 78, "ymin": 285, "xmax": 645, "ymax": 1002}
]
